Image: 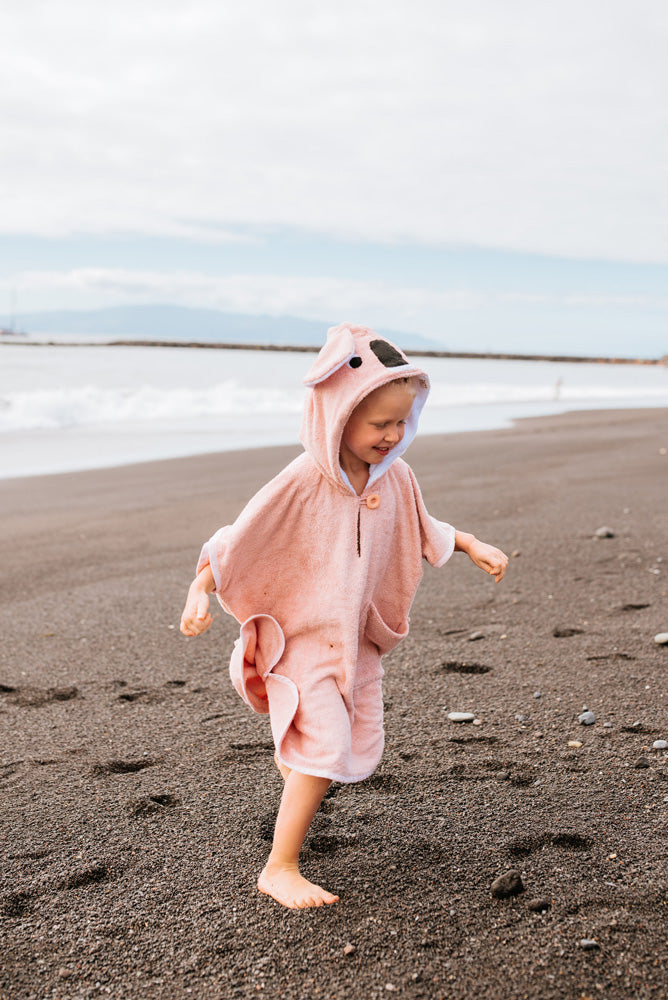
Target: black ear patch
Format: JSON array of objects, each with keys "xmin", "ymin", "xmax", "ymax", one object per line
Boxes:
[{"xmin": 370, "ymin": 339, "xmax": 408, "ymax": 368}]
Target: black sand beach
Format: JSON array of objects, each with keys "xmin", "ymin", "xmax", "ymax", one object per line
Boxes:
[{"xmin": 1, "ymin": 408, "xmax": 667, "ymax": 999}]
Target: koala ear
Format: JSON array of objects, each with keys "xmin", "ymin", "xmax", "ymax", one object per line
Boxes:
[{"xmin": 302, "ymin": 323, "xmax": 356, "ymax": 386}]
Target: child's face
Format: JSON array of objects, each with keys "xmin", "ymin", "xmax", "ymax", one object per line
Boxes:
[{"xmin": 340, "ymin": 380, "xmax": 415, "ymax": 470}]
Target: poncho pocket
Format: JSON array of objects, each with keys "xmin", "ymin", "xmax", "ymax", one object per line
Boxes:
[
  {"xmin": 364, "ymin": 602, "xmax": 409, "ymax": 656},
  {"xmin": 230, "ymin": 613, "xmax": 286, "ymax": 714}
]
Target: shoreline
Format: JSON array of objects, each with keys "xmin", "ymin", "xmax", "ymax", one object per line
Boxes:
[
  {"xmin": 1, "ymin": 403, "xmax": 667, "ymax": 485},
  {"xmin": 1, "ymin": 335, "xmax": 666, "ymax": 365}
]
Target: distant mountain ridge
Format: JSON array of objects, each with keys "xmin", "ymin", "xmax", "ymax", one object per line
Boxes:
[{"xmin": 12, "ymin": 304, "xmax": 440, "ymax": 350}]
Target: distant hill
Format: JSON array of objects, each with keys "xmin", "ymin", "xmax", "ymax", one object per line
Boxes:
[{"xmin": 14, "ymin": 305, "xmax": 441, "ymax": 351}]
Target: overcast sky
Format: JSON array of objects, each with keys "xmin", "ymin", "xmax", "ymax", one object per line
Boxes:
[{"xmin": 1, "ymin": 0, "xmax": 667, "ymax": 354}]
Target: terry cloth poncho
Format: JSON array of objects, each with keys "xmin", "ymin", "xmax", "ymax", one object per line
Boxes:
[{"xmin": 197, "ymin": 323, "xmax": 455, "ymax": 783}]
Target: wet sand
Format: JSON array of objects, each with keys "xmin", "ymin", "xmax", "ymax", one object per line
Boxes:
[{"xmin": 1, "ymin": 407, "xmax": 667, "ymax": 999}]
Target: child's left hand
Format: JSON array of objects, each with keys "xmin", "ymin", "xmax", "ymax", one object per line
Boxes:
[{"xmin": 466, "ymin": 539, "xmax": 508, "ymax": 583}]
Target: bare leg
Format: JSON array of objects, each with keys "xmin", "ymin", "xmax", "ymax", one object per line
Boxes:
[
  {"xmin": 274, "ymin": 751, "xmax": 291, "ymax": 783},
  {"xmin": 258, "ymin": 769, "xmax": 339, "ymax": 909}
]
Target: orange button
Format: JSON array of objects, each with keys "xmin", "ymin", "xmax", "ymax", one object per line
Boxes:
[{"xmin": 366, "ymin": 493, "xmax": 380, "ymax": 509}]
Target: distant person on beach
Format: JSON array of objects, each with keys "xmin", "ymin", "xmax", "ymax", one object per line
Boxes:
[{"xmin": 180, "ymin": 323, "xmax": 508, "ymax": 909}]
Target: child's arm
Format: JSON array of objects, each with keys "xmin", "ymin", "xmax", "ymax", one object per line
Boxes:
[
  {"xmin": 454, "ymin": 531, "xmax": 508, "ymax": 583},
  {"xmin": 180, "ymin": 564, "xmax": 216, "ymax": 636}
]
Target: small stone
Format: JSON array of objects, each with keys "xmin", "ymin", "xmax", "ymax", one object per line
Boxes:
[
  {"xmin": 496, "ymin": 770, "xmax": 510, "ymax": 781},
  {"xmin": 634, "ymin": 757, "xmax": 650, "ymax": 769},
  {"xmin": 343, "ymin": 943, "xmax": 355, "ymax": 955},
  {"xmin": 491, "ymin": 869, "xmax": 525, "ymax": 899},
  {"xmin": 594, "ymin": 526, "xmax": 615, "ymax": 539},
  {"xmin": 579, "ymin": 939, "xmax": 600, "ymax": 951},
  {"xmin": 515, "ymin": 713, "xmax": 526, "ymax": 723},
  {"xmin": 652, "ymin": 740, "xmax": 668, "ymax": 750},
  {"xmin": 654, "ymin": 633, "xmax": 668, "ymax": 645},
  {"xmin": 58, "ymin": 969, "xmax": 72, "ymax": 980},
  {"xmin": 511, "ymin": 549, "xmax": 521, "ymax": 558},
  {"xmin": 468, "ymin": 631, "xmax": 485, "ymax": 641},
  {"xmin": 579, "ymin": 711, "xmax": 595, "ymax": 726},
  {"xmin": 385, "ymin": 986, "xmax": 397, "ymax": 993},
  {"xmin": 567, "ymin": 740, "xmax": 583, "ymax": 749},
  {"xmin": 527, "ymin": 898, "xmax": 551, "ymax": 913},
  {"xmin": 603, "ymin": 722, "xmax": 613, "ymax": 729},
  {"xmin": 447, "ymin": 712, "xmax": 475, "ymax": 723},
  {"xmin": 534, "ymin": 691, "xmax": 542, "ymax": 699}
]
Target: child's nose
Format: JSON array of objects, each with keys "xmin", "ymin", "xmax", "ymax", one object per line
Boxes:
[{"xmin": 385, "ymin": 425, "xmax": 400, "ymax": 443}]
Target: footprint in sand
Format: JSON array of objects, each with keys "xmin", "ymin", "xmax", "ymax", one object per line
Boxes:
[
  {"xmin": 58, "ymin": 863, "xmax": 113, "ymax": 891},
  {"xmin": 506, "ymin": 831, "xmax": 593, "ymax": 857},
  {"xmin": 128, "ymin": 793, "xmax": 179, "ymax": 817},
  {"xmin": 440, "ymin": 661, "xmax": 492, "ymax": 675},
  {"xmin": 1, "ymin": 685, "xmax": 80, "ymax": 708},
  {"xmin": 0, "ymin": 891, "xmax": 34, "ymax": 917},
  {"xmin": 90, "ymin": 758, "xmax": 156, "ymax": 777}
]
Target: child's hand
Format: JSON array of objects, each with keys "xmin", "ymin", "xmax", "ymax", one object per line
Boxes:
[
  {"xmin": 180, "ymin": 584, "xmax": 213, "ymax": 636},
  {"xmin": 467, "ymin": 539, "xmax": 508, "ymax": 583}
]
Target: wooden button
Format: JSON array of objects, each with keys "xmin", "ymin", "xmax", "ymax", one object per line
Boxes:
[{"xmin": 366, "ymin": 494, "xmax": 380, "ymax": 509}]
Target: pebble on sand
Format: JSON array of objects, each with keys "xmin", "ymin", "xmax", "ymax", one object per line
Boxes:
[
  {"xmin": 447, "ymin": 712, "xmax": 475, "ymax": 723},
  {"xmin": 579, "ymin": 939, "xmax": 600, "ymax": 951},
  {"xmin": 526, "ymin": 898, "xmax": 551, "ymax": 913},
  {"xmin": 491, "ymin": 870, "xmax": 525, "ymax": 899},
  {"xmin": 594, "ymin": 526, "xmax": 615, "ymax": 539},
  {"xmin": 634, "ymin": 757, "xmax": 651, "ymax": 769},
  {"xmin": 567, "ymin": 740, "xmax": 583, "ymax": 748},
  {"xmin": 578, "ymin": 711, "xmax": 595, "ymax": 726},
  {"xmin": 654, "ymin": 633, "xmax": 668, "ymax": 645},
  {"xmin": 343, "ymin": 943, "xmax": 356, "ymax": 956},
  {"xmin": 652, "ymin": 740, "xmax": 668, "ymax": 750}
]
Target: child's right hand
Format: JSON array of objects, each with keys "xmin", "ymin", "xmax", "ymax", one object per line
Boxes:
[{"xmin": 180, "ymin": 583, "xmax": 214, "ymax": 636}]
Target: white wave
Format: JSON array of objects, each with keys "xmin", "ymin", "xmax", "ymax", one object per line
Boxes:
[
  {"xmin": 1, "ymin": 376, "xmax": 666, "ymax": 434},
  {"xmin": 0, "ymin": 381, "xmax": 305, "ymax": 432}
]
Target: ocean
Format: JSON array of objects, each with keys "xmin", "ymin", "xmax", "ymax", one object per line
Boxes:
[{"xmin": 1, "ymin": 342, "xmax": 667, "ymax": 479}]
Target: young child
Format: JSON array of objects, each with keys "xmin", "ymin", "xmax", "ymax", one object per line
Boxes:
[{"xmin": 180, "ymin": 323, "xmax": 507, "ymax": 910}]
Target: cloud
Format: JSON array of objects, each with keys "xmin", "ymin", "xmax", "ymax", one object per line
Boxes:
[
  {"xmin": 6, "ymin": 266, "xmax": 484, "ymax": 328},
  {"xmin": 9, "ymin": 266, "xmax": 668, "ymax": 343},
  {"xmin": 1, "ymin": 0, "xmax": 667, "ymax": 261}
]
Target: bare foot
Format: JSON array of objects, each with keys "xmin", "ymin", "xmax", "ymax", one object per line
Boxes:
[
  {"xmin": 273, "ymin": 751, "xmax": 291, "ymax": 782},
  {"xmin": 257, "ymin": 863, "xmax": 339, "ymax": 909}
]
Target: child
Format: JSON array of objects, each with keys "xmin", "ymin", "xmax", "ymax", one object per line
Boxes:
[{"xmin": 180, "ymin": 323, "xmax": 507, "ymax": 910}]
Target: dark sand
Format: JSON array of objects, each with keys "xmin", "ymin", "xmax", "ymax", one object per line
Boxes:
[{"xmin": 1, "ymin": 408, "xmax": 667, "ymax": 1000}]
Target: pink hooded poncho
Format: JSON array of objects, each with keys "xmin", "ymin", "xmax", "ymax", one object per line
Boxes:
[{"xmin": 197, "ymin": 323, "xmax": 455, "ymax": 783}]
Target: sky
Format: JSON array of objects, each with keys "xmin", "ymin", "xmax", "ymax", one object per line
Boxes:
[{"xmin": 1, "ymin": 0, "xmax": 667, "ymax": 356}]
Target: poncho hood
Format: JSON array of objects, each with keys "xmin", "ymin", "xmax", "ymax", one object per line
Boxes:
[{"xmin": 300, "ymin": 323, "xmax": 429, "ymax": 493}]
